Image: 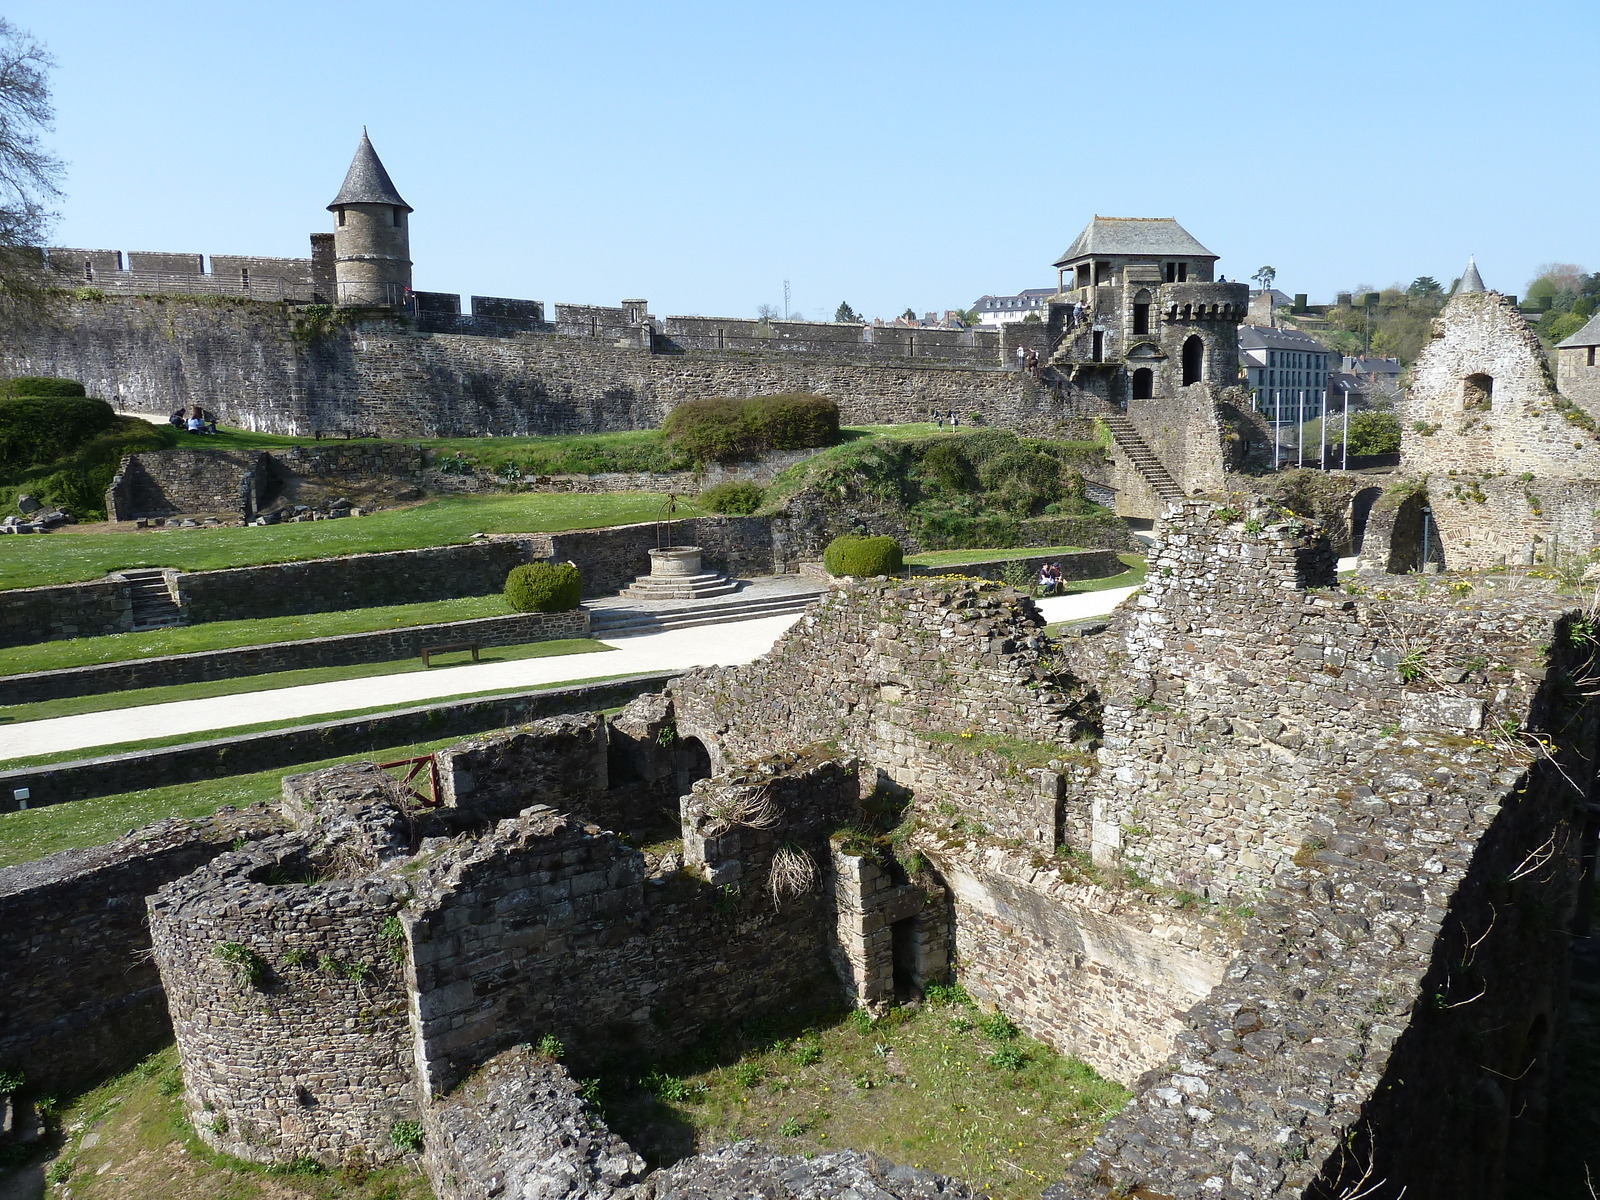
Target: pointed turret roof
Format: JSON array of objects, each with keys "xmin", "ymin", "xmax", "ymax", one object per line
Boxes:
[
  {"xmin": 328, "ymin": 130, "xmax": 411, "ymax": 212},
  {"xmin": 1457, "ymin": 255, "xmax": 1485, "ymax": 294}
]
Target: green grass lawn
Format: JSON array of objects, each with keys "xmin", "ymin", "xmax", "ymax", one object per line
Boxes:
[
  {"xmin": 21, "ymin": 1044, "xmax": 432, "ymax": 1200},
  {"xmin": 598, "ymin": 984, "xmax": 1127, "ymax": 1199},
  {"xmin": 0, "ymin": 593, "xmax": 524, "ymax": 676},
  {"xmin": 905, "ymin": 544, "xmax": 1089, "ymax": 567},
  {"xmin": 1, "ymin": 491, "xmax": 703, "ymax": 590},
  {"xmin": 0, "ymin": 637, "xmax": 610, "ymax": 724}
]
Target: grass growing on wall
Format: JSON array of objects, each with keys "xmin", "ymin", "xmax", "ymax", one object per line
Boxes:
[
  {"xmin": 18, "ymin": 1044, "xmax": 432, "ymax": 1199},
  {"xmin": 596, "ymin": 986, "xmax": 1128, "ymax": 1199},
  {"xmin": 0, "ymin": 491, "xmax": 705, "ymax": 590}
]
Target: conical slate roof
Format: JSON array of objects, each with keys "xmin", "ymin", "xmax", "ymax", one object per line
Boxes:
[
  {"xmin": 328, "ymin": 130, "xmax": 411, "ymax": 212},
  {"xmin": 1457, "ymin": 255, "xmax": 1485, "ymax": 294}
]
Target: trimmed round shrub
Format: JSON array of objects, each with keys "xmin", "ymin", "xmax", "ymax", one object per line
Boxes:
[
  {"xmin": 663, "ymin": 393, "xmax": 840, "ymax": 462},
  {"xmin": 823, "ymin": 535, "xmax": 904, "ymax": 578},
  {"xmin": 698, "ymin": 480, "xmax": 765, "ymax": 515},
  {"xmin": 504, "ymin": 562, "xmax": 583, "ymax": 612},
  {"xmin": 0, "ymin": 377, "xmax": 87, "ymax": 399}
]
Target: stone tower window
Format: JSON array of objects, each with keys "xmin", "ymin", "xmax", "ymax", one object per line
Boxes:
[
  {"xmin": 240, "ymin": 267, "xmax": 249, "ymax": 289},
  {"xmin": 83, "ymin": 259, "xmax": 93, "ymax": 281},
  {"xmin": 1463, "ymin": 373, "xmax": 1493, "ymax": 410},
  {"xmin": 1092, "ymin": 329, "xmax": 1104, "ymax": 362},
  {"xmin": 392, "ymin": 207, "xmax": 403, "ymax": 227},
  {"xmin": 1132, "ymin": 289, "xmax": 1151, "ymax": 336},
  {"xmin": 1131, "ymin": 367, "xmax": 1154, "ymax": 399},
  {"xmin": 337, "ymin": 208, "xmax": 346, "ymax": 227},
  {"xmin": 1589, "ymin": 346, "xmax": 1596, "ymax": 368},
  {"xmin": 1182, "ymin": 335, "xmax": 1204, "ymax": 386}
]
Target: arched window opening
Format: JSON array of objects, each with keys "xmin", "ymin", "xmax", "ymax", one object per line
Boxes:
[
  {"xmin": 676, "ymin": 736, "xmax": 712, "ymax": 798},
  {"xmin": 1132, "ymin": 289, "xmax": 1151, "ymax": 335},
  {"xmin": 1464, "ymin": 373, "xmax": 1494, "ymax": 410},
  {"xmin": 1181, "ymin": 335, "xmax": 1204, "ymax": 386},
  {"xmin": 1131, "ymin": 367, "xmax": 1154, "ymax": 400}
]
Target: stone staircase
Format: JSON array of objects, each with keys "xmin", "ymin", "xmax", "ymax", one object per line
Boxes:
[
  {"xmin": 123, "ymin": 569, "xmax": 186, "ymax": 631},
  {"xmin": 618, "ymin": 571, "xmax": 740, "ymax": 601},
  {"xmin": 588, "ymin": 587, "xmax": 824, "ymax": 637},
  {"xmin": 1097, "ymin": 408, "xmax": 1185, "ymax": 505}
]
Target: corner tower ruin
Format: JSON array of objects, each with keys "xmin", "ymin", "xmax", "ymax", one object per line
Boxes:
[{"xmin": 327, "ymin": 129, "xmax": 412, "ymax": 307}]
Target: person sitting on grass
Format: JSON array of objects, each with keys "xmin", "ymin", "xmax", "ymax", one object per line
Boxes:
[{"xmin": 1037, "ymin": 565, "xmax": 1056, "ymax": 596}]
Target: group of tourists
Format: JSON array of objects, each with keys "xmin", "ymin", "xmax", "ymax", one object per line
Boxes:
[
  {"xmin": 1014, "ymin": 345, "xmax": 1043, "ymax": 378},
  {"xmin": 169, "ymin": 405, "xmax": 218, "ymax": 434},
  {"xmin": 1036, "ymin": 562, "xmax": 1067, "ymax": 595}
]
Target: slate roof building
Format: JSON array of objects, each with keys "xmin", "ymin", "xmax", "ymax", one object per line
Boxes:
[
  {"xmin": 1556, "ymin": 312, "xmax": 1600, "ymax": 409},
  {"xmin": 971, "ymin": 288, "xmax": 1056, "ymax": 327},
  {"xmin": 1238, "ymin": 324, "xmax": 1332, "ymax": 423},
  {"xmin": 1052, "ymin": 217, "xmax": 1219, "ymax": 292}
]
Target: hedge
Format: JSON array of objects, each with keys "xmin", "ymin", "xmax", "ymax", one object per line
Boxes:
[
  {"xmin": 504, "ymin": 562, "xmax": 583, "ymax": 612},
  {"xmin": 0, "ymin": 377, "xmax": 87, "ymax": 399},
  {"xmin": 0, "ymin": 396, "xmax": 119, "ymax": 477},
  {"xmin": 663, "ymin": 393, "xmax": 840, "ymax": 462},
  {"xmin": 823, "ymin": 535, "xmax": 904, "ymax": 578},
  {"xmin": 697, "ymin": 480, "xmax": 765, "ymax": 515}
]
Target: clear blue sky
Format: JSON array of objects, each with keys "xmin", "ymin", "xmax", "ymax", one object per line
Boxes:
[{"xmin": 12, "ymin": 0, "xmax": 1594, "ymax": 319}]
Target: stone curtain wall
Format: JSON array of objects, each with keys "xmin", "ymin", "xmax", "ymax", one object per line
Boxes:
[
  {"xmin": 0, "ymin": 577, "xmax": 131, "ymax": 649},
  {"xmin": 934, "ymin": 845, "xmax": 1233, "ymax": 1085},
  {"xmin": 147, "ymin": 828, "xmax": 418, "ymax": 1167},
  {"xmin": 0, "ymin": 296, "xmax": 1057, "ymax": 439},
  {"xmin": 0, "ymin": 809, "xmax": 276, "ymax": 1093},
  {"xmin": 0, "ymin": 609, "xmax": 590, "ymax": 707}
]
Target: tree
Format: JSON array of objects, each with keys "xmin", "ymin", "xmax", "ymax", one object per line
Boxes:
[
  {"xmin": 1252, "ymin": 266, "xmax": 1276, "ymax": 290},
  {"xmin": 901, "ymin": 307, "xmax": 916, "ymax": 321},
  {"xmin": 755, "ymin": 303, "xmax": 780, "ymax": 321},
  {"xmin": 1407, "ymin": 276, "xmax": 1443, "ymax": 298},
  {"xmin": 1341, "ymin": 410, "xmax": 1401, "ymax": 455},
  {"xmin": 834, "ymin": 301, "xmax": 859, "ymax": 323},
  {"xmin": 0, "ymin": 19, "xmax": 63, "ymax": 331},
  {"xmin": 950, "ymin": 308, "xmax": 979, "ymax": 327}
]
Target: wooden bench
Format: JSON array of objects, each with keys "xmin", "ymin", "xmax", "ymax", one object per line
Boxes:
[
  {"xmin": 312, "ymin": 429, "xmax": 379, "ymax": 441},
  {"xmin": 421, "ymin": 641, "xmax": 481, "ymax": 667}
]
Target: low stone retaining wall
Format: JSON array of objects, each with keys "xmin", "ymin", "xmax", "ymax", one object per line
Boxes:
[
  {"xmin": 0, "ymin": 673, "xmax": 677, "ymax": 810},
  {"xmin": 904, "ymin": 548, "xmax": 1127, "ymax": 585},
  {"xmin": 0, "ymin": 577, "xmax": 132, "ymax": 649},
  {"xmin": 0, "ymin": 609, "xmax": 590, "ymax": 706}
]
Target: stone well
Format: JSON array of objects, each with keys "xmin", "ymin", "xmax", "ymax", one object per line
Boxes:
[{"xmin": 620, "ymin": 545, "xmax": 738, "ymax": 600}]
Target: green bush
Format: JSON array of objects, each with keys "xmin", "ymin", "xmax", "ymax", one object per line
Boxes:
[
  {"xmin": 663, "ymin": 393, "xmax": 840, "ymax": 462},
  {"xmin": 697, "ymin": 480, "xmax": 765, "ymax": 514},
  {"xmin": 823, "ymin": 535, "xmax": 904, "ymax": 578},
  {"xmin": 1342, "ymin": 410, "xmax": 1402, "ymax": 456},
  {"xmin": 0, "ymin": 377, "xmax": 86, "ymax": 398},
  {"xmin": 0, "ymin": 396, "xmax": 118, "ymax": 476},
  {"xmin": 504, "ymin": 562, "xmax": 583, "ymax": 612},
  {"xmin": 976, "ymin": 448, "xmax": 1063, "ymax": 516},
  {"xmin": 919, "ymin": 440, "xmax": 976, "ymax": 492}
]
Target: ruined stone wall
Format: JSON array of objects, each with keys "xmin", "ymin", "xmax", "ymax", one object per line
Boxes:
[
  {"xmin": 0, "ymin": 808, "xmax": 276, "ymax": 1093},
  {"xmin": 434, "ymin": 713, "xmax": 610, "ymax": 825},
  {"xmin": 108, "ymin": 448, "xmax": 271, "ymax": 519},
  {"xmin": 1093, "ymin": 500, "xmax": 1557, "ymax": 901},
  {"xmin": 1557, "ymin": 342, "xmax": 1600, "ymax": 409},
  {"xmin": 1402, "ymin": 291, "xmax": 1600, "ymax": 479},
  {"xmin": 405, "ymin": 753, "xmax": 857, "ymax": 1095},
  {"xmin": 147, "ymin": 830, "xmax": 418, "ymax": 1167},
  {"xmin": 1411, "ymin": 473, "xmax": 1600, "ymax": 570},
  {"xmin": 931, "ymin": 844, "xmax": 1233, "ymax": 1084}
]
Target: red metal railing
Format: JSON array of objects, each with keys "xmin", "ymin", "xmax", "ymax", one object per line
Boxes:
[{"xmin": 377, "ymin": 754, "xmax": 442, "ymax": 807}]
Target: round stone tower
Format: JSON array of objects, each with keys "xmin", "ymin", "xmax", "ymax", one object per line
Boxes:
[{"xmin": 327, "ymin": 129, "xmax": 412, "ymax": 307}]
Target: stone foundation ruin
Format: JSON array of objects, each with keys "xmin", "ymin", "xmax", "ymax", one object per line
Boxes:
[{"xmin": 2, "ymin": 493, "xmax": 1593, "ymax": 1198}]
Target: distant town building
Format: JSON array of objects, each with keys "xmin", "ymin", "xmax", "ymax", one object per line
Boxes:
[
  {"xmin": 971, "ymin": 288, "xmax": 1056, "ymax": 327},
  {"xmin": 1238, "ymin": 324, "xmax": 1332, "ymax": 423}
]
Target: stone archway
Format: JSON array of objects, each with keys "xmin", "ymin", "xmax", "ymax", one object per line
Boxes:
[
  {"xmin": 1131, "ymin": 367, "xmax": 1154, "ymax": 400},
  {"xmin": 1349, "ymin": 486, "xmax": 1382, "ymax": 553},
  {"xmin": 1181, "ymin": 335, "xmax": 1204, "ymax": 386}
]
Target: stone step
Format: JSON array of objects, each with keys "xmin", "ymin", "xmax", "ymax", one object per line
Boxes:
[
  {"xmin": 590, "ymin": 592, "xmax": 821, "ymax": 636},
  {"xmin": 618, "ymin": 577, "xmax": 742, "ymax": 600}
]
